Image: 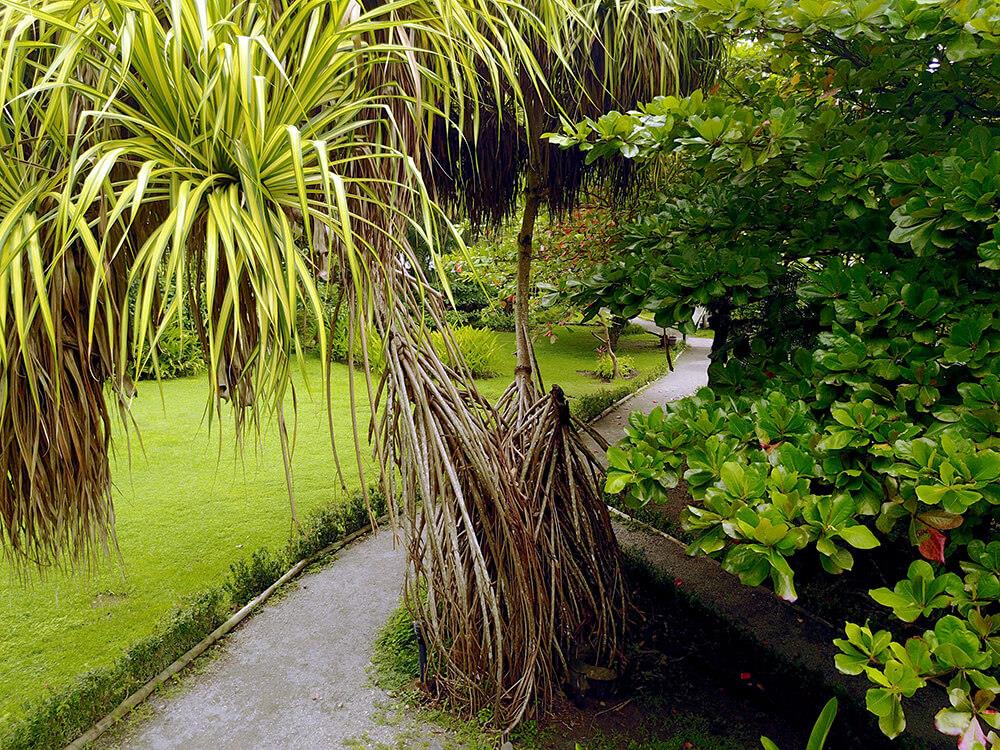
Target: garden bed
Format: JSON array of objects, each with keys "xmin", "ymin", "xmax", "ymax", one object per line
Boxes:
[
  {"xmin": 372, "ymin": 552, "xmax": 906, "ymax": 749},
  {"xmin": 611, "ymin": 481, "xmax": 910, "ymax": 642},
  {"xmin": 607, "ymin": 499, "xmax": 948, "ymax": 749}
]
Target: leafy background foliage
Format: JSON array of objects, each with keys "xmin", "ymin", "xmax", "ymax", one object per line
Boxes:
[{"xmin": 557, "ymin": 1, "xmax": 1000, "ymax": 745}]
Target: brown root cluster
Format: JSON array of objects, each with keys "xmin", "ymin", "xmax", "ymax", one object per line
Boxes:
[{"xmin": 364, "ymin": 270, "xmax": 628, "ymax": 731}]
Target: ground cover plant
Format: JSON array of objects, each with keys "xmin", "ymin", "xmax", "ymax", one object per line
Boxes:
[
  {"xmin": 0, "ymin": 326, "xmax": 666, "ymax": 733},
  {"xmin": 556, "ymin": 2, "xmax": 1000, "ymax": 746}
]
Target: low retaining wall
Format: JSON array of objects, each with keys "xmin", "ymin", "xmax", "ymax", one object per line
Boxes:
[{"xmin": 609, "ymin": 508, "xmax": 948, "ymax": 749}]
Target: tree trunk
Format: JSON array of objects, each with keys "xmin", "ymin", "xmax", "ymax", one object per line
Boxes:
[
  {"xmin": 708, "ymin": 297, "xmax": 732, "ymax": 369},
  {"xmin": 607, "ymin": 315, "xmax": 626, "ymax": 352},
  {"xmin": 515, "ymin": 171, "xmax": 542, "ymax": 390},
  {"xmin": 512, "ymin": 84, "xmax": 549, "ymax": 399}
]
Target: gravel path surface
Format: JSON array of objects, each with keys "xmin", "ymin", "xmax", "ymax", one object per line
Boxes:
[{"xmin": 111, "ymin": 329, "xmax": 711, "ymax": 750}]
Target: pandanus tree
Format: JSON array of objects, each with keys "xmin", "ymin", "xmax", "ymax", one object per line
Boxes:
[
  {"xmin": 0, "ymin": 0, "xmax": 713, "ymax": 731},
  {"xmin": 418, "ymin": 0, "xmax": 719, "ymax": 722},
  {"xmin": 0, "ymin": 0, "xmax": 499, "ymax": 563}
]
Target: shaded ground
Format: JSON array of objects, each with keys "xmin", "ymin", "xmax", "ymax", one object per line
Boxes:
[
  {"xmin": 370, "ymin": 559, "xmax": 817, "ymax": 750},
  {"xmin": 368, "ymin": 547, "xmax": 899, "ymax": 750}
]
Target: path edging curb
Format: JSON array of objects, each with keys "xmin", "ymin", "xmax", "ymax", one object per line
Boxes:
[{"xmin": 65, "ymin": 517, "xmax": 387, "ymax": 749}]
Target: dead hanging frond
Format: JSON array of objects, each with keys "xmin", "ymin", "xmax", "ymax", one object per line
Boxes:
[
  {"xmin": 430, "ymin": 0, "xmax": 723, "ymax": 230},
  {"xmin": 0, "ymin": 248, "xmax": 122, "ymax": 570},
  {"xmin": 0, "ymin": 3, "xmax": 130, "ymax": 570},
  {"xmin": 427, "ymin": 76, "xmax": 527, "ymax": 233}
]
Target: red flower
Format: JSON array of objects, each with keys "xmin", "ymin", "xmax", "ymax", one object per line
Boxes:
[{"xmin": 673, "ymin": 577, "xmax": 684, "ymax": 587}]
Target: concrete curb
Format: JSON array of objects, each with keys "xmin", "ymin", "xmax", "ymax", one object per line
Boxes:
[
  {"xmin": 65, "ymin": 518, "xmax": 386, "ymax": 749},
  {"xmin": 607, "ymin": 507, "xmax": 948, "ymax": 749}
]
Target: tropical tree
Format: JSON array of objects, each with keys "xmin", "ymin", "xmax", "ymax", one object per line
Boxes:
[
  {"xmin": 0, "ymin": 0, "xmax": 490, "ymax": 559},
  {"xmin": 0, "ymin": 0, "xmax": 717, "ymax": 731},
  {"xmin": 0, "ymin": 0, "xmax": 545, "ymax": 725},
  {"xmin": 413, "ymin": 6, "xmax": 720, "ymax": 723}
]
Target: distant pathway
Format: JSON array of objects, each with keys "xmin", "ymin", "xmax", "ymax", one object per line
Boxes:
[
  {"xmin": 585, "ymin": 323, "xmax": 711, "ymax": 454},
  {"xmin": 111, "ymin": 329, "xmax": 711, "ymax": 750}
]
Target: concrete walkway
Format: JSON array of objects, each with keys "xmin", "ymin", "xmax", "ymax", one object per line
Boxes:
[
  {"xmin": 110, "ymin": 337, "xmax": 712, "ymax": 750},
  {"xmin": 586, "ymin": 327, "xmax": 712, "ymax": 453},
  {"xmin": 114, "ymin": 529, "xmax": 450, "ymax": 750}
]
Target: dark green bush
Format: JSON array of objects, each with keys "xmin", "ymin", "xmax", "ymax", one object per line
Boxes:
[
  {"xmin": 286, "ymin": 488, "xmax": 386, "ymax": 561},
  {"xmin": 573, "ymin": 384, "xmax": 636, "ymax": 423},
  {"xmin": 222, "ymin": 548, "xmax": 288, "ymax": 607},
  {"xmin": 567, "ymin": 3, "xmax": 1000, "ymax": 741},
  {"xmin": 443, "ymin": 309, "xmax": 481, "ymax": 329},
  {"xmin": 446, "ymin": 276, "xmax": 490, "ymax": 313},
  {"xmin": 136, "ymin": 314, "xmax": 206, "ymax": 381},
  {"xmin": 476, "ymin": 307, "xmax": 515, "ymax": 332}
]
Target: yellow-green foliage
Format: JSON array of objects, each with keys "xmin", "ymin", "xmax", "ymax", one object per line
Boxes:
[
  {"xmin": 331, "ymin": 320, "xmax": 385, "ymax": 374},
  {"xmin": 595, "ymin": 353, "xmax": 637, "ymax": 381},
  {"xmin": 432, "ymin": 326, "xmax": 499, "ymax": 378}
]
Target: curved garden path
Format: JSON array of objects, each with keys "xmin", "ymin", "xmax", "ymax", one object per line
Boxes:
[
  {"xmin": 585, "ymin": 327, "xmax": 711, "ymax": 453},
  {"xmin": 114, "ymin": 527, "xmax": 450, "ymax": 750},
  {"xmin": 110, "ymin": 328, "xmax": 711, "ymax": 750}
]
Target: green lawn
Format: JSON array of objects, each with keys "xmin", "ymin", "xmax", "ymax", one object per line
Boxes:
[{"xmin": 0, "ymin": 325, "xmax": 666, "ymax": 724}]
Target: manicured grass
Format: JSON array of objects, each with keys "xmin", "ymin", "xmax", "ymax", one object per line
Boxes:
[
  {"xmin": 0, "ymin": 325, "xmax": 666, "ymax": 724},
  {"xmin": 485, "ymin": 324, "xmax": 670, "ymax": 402},
  {"xmin": 0, "ymin": 362, "xmax": 374, "ymax": 727}
]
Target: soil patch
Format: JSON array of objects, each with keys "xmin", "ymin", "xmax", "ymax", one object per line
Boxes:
[{"xmin": 522, "ymin": 557, "xmax": 898, "ymax": 750}]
